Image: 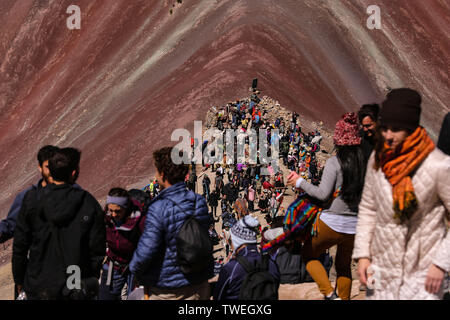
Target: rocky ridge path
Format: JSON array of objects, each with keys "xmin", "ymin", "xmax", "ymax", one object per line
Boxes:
[{"xmin": 203, "ymin": 95, "xmax": 365, "ymax": 300}]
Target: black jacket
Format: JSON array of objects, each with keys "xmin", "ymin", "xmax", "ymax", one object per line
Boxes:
[
  {"xmin": 222, "ymin": 183, "xmax": 238, "ymax": 203},
  {"xmin": 209, "ymin": 191, "xmax": 220, "ymax": 207},
  {"xmin": 12, "ymin": 183, "xmax": 106, "ymax": 299}
]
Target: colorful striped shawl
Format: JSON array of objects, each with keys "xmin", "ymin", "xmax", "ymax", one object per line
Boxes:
[{"xmin": 261, "ymin": 188, "xmax": 340, "ymax": 253}]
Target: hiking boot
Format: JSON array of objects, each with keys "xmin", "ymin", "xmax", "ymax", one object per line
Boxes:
[
  {"xmin": 324, "ymin": 292, "xmax": 341, "ymax": 300},
  {"xmin": 359, "ymin": 284, "xmax": 367, "ymax": 291}
]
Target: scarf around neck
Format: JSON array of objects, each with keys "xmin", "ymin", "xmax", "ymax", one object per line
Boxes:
[{"xmin": 380, "ymin": 126, "xmax": 434, "ymax": 223}]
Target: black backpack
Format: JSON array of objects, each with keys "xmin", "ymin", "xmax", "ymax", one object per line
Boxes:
[
  {"xmin": 275, "ymin": 246, "xmax": 305, "ymax": 284},
  {"xmin": 236, "ymin": 254, "xmax": 279, "ymax": 300},
  {"xmin": 176, "ymin": 194, "xmax": 213, "ymax": 276}
]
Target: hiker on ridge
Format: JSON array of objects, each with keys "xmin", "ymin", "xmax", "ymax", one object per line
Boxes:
[
  {"xmin": 357, "ymin": 104, "xmax": 380, "ymax": 163},
  {"xmin": 129, "ymin": 147, "xmax": 213, "ymax": 300},
  {"xmin": 202, "ymin": 174, "xmax": 211, "ymax": 202},
  {"xmin": 353, "ymin": 88, "xmax": 450, "ymax": 300},
  {"xmin": 13, "ymin": 147, "xmax": 106, "ymax": 300},
  {"xmin": 1, "ymin": 145, "xmax": 60, "ymax": 299},
  {"xmin": 0, "ymin": 145, "xmax": 60, "ymax": 244},
  {"xmin": 208, "ymin": 189, "xmax": 220, "ymax": 218},
  {"xmin": 98, "ymin": 188, "xmax": 146, "ymax": 300},
  {"xmin": 213, "ymin": 215, "xmax": 280, "ymax": 300},
  {"xmin": 287, "ymin": 112, "xmax": 366, "ymax": 300}
]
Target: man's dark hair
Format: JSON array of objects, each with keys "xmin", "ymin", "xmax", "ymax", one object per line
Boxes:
[
  {"xmin": 153, "ymin": 147, "xmax": 189, "ymax": 185},
  {"xmin": 358, "ymin": 104, "xmax": 380, "ymax": 123},
  {"xmin": 62, "ymin": 147, "xmax": 81, "ymax": 169},
  {"xmin": 49, "ymin": 147, "xmax": 81, "ymax": 183},
  {"xmin": 37, "ymin": 145, "xmax": 60, "ymax": 166}
]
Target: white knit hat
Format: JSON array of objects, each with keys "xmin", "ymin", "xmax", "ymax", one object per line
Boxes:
[{"xmin": 230, "ymin": 215, "xmax": 260, "ymax": 251}]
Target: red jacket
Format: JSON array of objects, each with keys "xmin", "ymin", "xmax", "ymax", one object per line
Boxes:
[
  {"xmin": 263, "ymin": 181, "xmax": 274, "ymax": 189},
  {"xmin": 105, "ymin": 210, "xmax": 146, "ymax": 266}
]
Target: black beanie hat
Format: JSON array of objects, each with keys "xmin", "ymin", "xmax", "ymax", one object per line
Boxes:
[
  {"xmin": 358, "ymin": 104, "xmax": 380, "ymax": 123},
  {"xmin": 379, "ymin": 88, "xmax": 422, "ymax": 131}
]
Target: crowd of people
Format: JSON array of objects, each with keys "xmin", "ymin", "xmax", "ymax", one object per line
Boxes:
[{"xmin": 0, "ymin": 87, "xmax": 449, "ymax": 300}]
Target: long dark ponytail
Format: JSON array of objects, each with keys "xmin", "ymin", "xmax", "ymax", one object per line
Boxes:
[{"xmin": 336, "ymin": 145, "xmax": 366, "ymax": 209}]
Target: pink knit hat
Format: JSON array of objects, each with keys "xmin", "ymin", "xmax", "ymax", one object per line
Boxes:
[{"xmin": 333, "ymin": 112, "xmax": 361, "ymax": 146}]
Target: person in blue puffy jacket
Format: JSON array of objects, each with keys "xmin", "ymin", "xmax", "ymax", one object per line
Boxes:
[{"xmin": 129, "ymin": 147, "xmax": 213, "ymax": 300}]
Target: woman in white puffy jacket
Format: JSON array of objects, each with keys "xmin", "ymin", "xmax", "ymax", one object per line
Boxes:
[{"xmin": 352, "ymin": 89, "xmax": 450, "ymax": 300}]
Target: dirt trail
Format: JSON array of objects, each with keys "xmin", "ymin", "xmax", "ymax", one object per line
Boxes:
[{"xmin": 0, "ymin": 240, "xmax": 13, "ymax": 300}]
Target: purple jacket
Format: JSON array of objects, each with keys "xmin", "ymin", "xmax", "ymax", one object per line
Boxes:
[{"xmin": 105, "ymin": 210, "xmax": 146, "ymax": 266}]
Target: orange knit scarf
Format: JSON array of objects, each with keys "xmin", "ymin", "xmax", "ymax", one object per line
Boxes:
[{"xmin": 380, "ymin": 127, "xmax": 434, "ymax": 222}]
